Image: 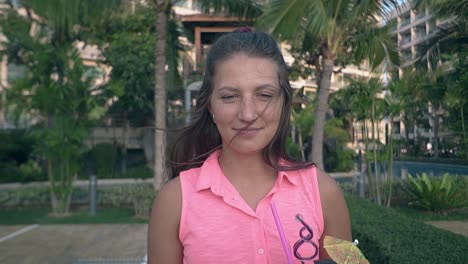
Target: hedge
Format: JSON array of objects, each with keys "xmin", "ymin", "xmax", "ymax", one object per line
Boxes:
[
  {"xmin": 347, "ymin": 196, "xmax": 468, "ymax": 264},
  {"xmin": 0, "ymin": 183, "xmax": 156, "ymax": 218}
]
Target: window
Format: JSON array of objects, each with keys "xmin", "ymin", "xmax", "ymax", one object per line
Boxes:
[
  {"xmin": 7, "ymin": 63, "xmax": 26, "ymax": 84},
  {"xmin": 392, "ymin": 121, "xmax": 401, "ymax": 134}
]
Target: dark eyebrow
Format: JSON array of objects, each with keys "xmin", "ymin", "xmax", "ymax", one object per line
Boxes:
[
  {"xmin": 255, "ymin": 84, "xmax": 279, "ymax": 91},
  {"xmin": 217, "ymin": 86, "xmax": 238, "ymax": 93},
  {"xmin": 217, "ymin": 84, "xmax": 279, "ymax": 93}
]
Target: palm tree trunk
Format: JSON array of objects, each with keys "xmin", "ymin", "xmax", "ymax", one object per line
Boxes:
[
  {"xmin": 433, "ymin": 110, "xmax": 440, "ymax": 159},
  {"xmin": 311, "ymin": 58, "xmax": 334, "ymax": 170},
  {"xmin": 298, "ymin": 129, "xmax": 305, "ymax": 161},
  {"xmin": 154, "ymin": 3, "xmax": 168, "ymax": 190},
  {"xmin": 386, "ymin": 116, "xmax": 394, "ymax": 208},
  {"xmin": 461, "ymin": 105, "xmax": 467, "ymax": 159},
  {"xmin": 371, "ymin": 99, "xmax": 381, "ymax": 205},
  {"xmin": 0, "ymin": 84, "xmax": 5, "ymax": 129},
  {"xmin": 364, "ymin": 119, "xmax": 374, "ymax": 201},
  {"xmin": 121, "ymin": 111, "xmax": 128, "ymax": 173}
]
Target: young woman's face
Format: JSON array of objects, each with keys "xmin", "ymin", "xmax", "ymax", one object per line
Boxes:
[{"xmin": 210, "ymin": 53, "xmax": 283, "ymax": 155}]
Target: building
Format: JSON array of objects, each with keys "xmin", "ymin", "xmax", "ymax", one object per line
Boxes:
[{"xmin": 384, "ymin": 0, "xmax": 454, "ymax": 154}]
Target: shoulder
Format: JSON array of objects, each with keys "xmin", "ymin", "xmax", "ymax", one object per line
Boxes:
[
  {"xmin": 155, "ymin": 177, "xmax": 182, "ymax": 212},
  {"xmin": 147, "ymin": 178, "xmax": 182, "ymax": 248},
  {"xmin": 149, "ymin": 177, "xmax": 183, "ymax": 229},
  {"xmin": 150, "ymin": 177, "xmax": 182, "ymax": 229},
  {"xmin": 147, "ymin": 178, "xmax": 184, "ymax": 263},
  {"xmin": 315, "ymin": 168, "xmax": 343, "ymax": 200},
  {"xmin": 315, "ymin": 168, "xmax": 352, "ymax": 242}
]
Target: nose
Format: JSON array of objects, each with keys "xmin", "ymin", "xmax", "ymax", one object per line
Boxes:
[{"xmin": 238, "ymin": 97, "xmax": 258, "ymax": 122}]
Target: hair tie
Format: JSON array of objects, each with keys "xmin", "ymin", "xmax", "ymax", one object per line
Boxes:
[{"xmin": 237, "ymin": 27, "xmax": 253, "ymax": 33}]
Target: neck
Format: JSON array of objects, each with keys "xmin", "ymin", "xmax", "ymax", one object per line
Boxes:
[{"xmin": 218, "ymin": 149, "xmax": 277, "ymax": 184}]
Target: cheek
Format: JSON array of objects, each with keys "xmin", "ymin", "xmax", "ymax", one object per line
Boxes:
[
  {"xmin": 267, "ymin": 100, "xmax": 284, "ymax": 121},
  {"xmin": 211, "ymin": 106, "xmax": 237, "ymax": 125}
]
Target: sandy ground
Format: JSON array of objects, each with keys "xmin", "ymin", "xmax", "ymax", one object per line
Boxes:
[{"xmin": 0, "ymin": 224, "xmax": 147, "ymax": 264}]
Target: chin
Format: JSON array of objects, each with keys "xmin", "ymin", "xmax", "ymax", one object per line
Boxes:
[{"xmin": 228, "ymin": 144, "xmax": 267, "ymax": 156}]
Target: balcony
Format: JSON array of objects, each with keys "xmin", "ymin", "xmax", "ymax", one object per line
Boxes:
[
  {"xmin": 413, "ymin": 12, "xmax": 427, "ymax": 23},
  {"xmin": 414, "ymin": 30, "xmax": 427, "ymax": 42},
  {"xmin": 400, "ymin": 17, "xmax": 411, "ymax": 28},
  {"xmin": 400, "ymin": 36, "xmax": 412, "ymax": 47}
]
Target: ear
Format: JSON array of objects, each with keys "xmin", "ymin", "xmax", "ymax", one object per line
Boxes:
[{"xmin": 211, "ymin": 112, "xmax": 216, "ymax": 124}]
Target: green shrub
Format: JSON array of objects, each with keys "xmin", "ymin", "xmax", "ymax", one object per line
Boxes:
[
  {"xmin": 0, "ymin": 162, "xmax": 23, "ymax": 183},
  {"xmin": 0, "ymin": 130, "xmax": 46, "ymax": 183},
  {"xmin": 88, "ymin": 143, "xmax": 119, "ymax": 178},
  {"xmin": 114, "ymin": 165, "xmax": 153, "ymax": 179},
  {"xmin": 402, "ymin": 173, "xmax": 467, "ymax": 213},
  {"xmin": 98, "ymin": 183, "xmax": 155, "ymax": 218},
  {"xmin": 324, "ymin": 146, "xmax": 355, "ymax": 173},
  {"xmin": 0, "ymin": 130, "xmax": 34, "ymax": 164},
  {"xmin": 347, "ymin": 196, "xmax": 468, "ymax": 264},
  {"xmin": 0, "ymin": 182, "xmax": 155, "ymax": 218},
  {"xmin": 0, "ymin": 185, "xmax": 50, "ymax": 208}
]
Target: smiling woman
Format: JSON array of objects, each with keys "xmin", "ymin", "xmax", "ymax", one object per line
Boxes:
[
  {"xmin": 210, "ymin": 54, "xmax": 283, "ymax": 156},
  {"xmin": 147, "ymin": 29, "xmax": 352, "ymax": 264}
]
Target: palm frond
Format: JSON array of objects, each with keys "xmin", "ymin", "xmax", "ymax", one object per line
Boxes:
[
  {"xmin": 347, "ymin": 20, "xmax": 400, "ymax": 71},
  {"xmin": 257, "ymin": 0, "xmax": 312, "ymax": 40},
  {"xmin": 19, "ymin": 0, "xmax": 124, "ymax": 42},
  {"xmin": 193, "ymin": 0, "xmax": 262, "ymax": 19}
]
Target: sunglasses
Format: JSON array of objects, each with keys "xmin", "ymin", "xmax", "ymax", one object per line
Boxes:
[{"xmin": 293, "ymin": 214, "xmax": 319, "ymax": 263}]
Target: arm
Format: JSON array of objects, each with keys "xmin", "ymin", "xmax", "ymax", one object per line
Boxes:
[
  {"xmin": 147, "ymin": 178, "xmax": 183, "ymax": 264},
  {"xmin": 316, "ymin": 169, "xmax": 352, "ymax": 259}
]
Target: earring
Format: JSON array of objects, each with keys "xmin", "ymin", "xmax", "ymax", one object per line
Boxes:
[{"xmin": 212, "ymin": 113, "xmax": 215, "ymax": 121}]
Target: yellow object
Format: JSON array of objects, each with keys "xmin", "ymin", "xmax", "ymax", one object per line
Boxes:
[{"xmin": 323, "ymin": 236, "xmax": 370, "ymax": 264}]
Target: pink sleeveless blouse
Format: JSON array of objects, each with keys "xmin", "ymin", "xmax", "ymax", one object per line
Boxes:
[{"xmin": 178, "ymin": 150, "xmax": 324, "ymax": 263}]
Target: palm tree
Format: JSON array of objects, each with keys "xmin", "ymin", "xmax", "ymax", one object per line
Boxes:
[
  {"xmin": 3, "ymin": 0, "xmax": 124, "ymax": 215},
  {"xmin": 151, "ymin": 0, "xmax": 170, "ymax": 191},
  {"xmin": 150, "ymin": 0, "xmax": 261, "ymax": 190},
  {"xmin": 383, "ymin": 79, "xmax": 406, "ymax": 207},
  {"xmin": 258, "ymin": 0, "xmax": 400, "ymax": 169}
]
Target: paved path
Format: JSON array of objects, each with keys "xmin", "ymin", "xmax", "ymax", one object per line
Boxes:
[
  {"xmin": 0, "ymin": 224, "xmax": 147, "ymax": 264},
  {"xmin": 0, "ymin": 221, "xmax": 466, "ymax": 264},
  {"xmin": 427, "ymin": 221, "xmax": 468, "ymax": 237}
]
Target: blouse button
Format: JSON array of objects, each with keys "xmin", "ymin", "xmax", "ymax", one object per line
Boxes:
[{"xmin": 258, "ymin": 248, "xmax": 265, "ymax": 255}]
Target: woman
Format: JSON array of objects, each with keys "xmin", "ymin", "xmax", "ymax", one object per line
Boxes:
[{"xmin": 148, "ymin": 29, "xmax": 351, "ymax": 264}]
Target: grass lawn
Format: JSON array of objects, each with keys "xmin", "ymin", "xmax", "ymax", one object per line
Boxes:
[{"xmin": 0, "ymin": 207, "xmax": 148, "ymax": 225}]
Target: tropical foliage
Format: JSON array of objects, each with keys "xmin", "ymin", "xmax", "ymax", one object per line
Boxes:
[
  {"xmin": 289, "ymin": 103, "xmax": 354, "ymax": 172},
  {"xmin": 258, "ymin": 0, "xmax": 400, "ymax": 169},
  {"xmin": 0, "ymin": 0, "xmax": 123, "ymax": 215},
  {"xmin": 403, "ymin": 173, "xmax": 468, "ymax": 212}
]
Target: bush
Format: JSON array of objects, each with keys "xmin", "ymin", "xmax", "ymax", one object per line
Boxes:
[
  {"xmin": 0, "ymin": 185, "xmax": 50, "ymax": 208},
  {"xmin": 88, "ymin": 143, "xmax": 120, "ymax": 178},
  {"xmin": 0, "ymin": 182, "xmax": 156, "ymax": 219},
  {"xmin": 0, "ymin": 130, "xmax": 46, "ymax": 183},
  {"xmin": 402, "ymin": 173, "xmax": 467, "ymax": 213},
  {"xmin": 114, "ymin": 165, "xmax": 153, "ymax": 179},
  {"xmin": 347, "ymin": 196, "xmax": 468, "ymax": 264},
  {"xmin": 98, "ymin": 183, "xmax": 155, "ymax": 218},
  {"xmin": 325, "ymin": 147, "xmax": 355, "ymax": 172}
]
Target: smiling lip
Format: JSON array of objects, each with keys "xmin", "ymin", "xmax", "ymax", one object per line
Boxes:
[{"xmin": 234, "ymin": 127, "xmax": 261, "ymax": 136}]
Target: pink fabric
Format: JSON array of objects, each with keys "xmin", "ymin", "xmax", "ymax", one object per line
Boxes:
[{"xmin": 179, "ymin": 150, "xmax": 324, "ymax": 263}]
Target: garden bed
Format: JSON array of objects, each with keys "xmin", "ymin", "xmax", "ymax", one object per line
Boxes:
[{"xmin": 347, "ymin": 196, "xmax": 468, "ymax": 264}]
